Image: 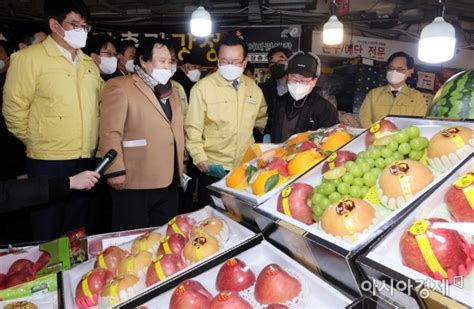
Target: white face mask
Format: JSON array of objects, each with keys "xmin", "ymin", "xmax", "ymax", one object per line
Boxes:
[
  {"xmin": 99, "ymin": 56, "xmax": 117, "ymax": 75},
  {"xmin": 62, "ymin": 27, "xmax": 88, "ymax": 49},
  {"xmin": 288, "ymin": 82, "xmax": 312, "ymax": 101},
  {"xmin": 386, "ymin": 70, "xmax": 406, "ymax": 85},
  {"xmin": 0, "ymin": 60, "xmax": 5, "ymax": 71},
  {"xmin": 218, "ymin": 64, "xmax": 244, "ymax": 81},
  {"xmin": 186, "ymin": 69, "xmax": 201, "ymax": 82},
  {"xmin": 125, "ymin": 59, "xmax": 135, "ymax": 73},
  {"xmin": 170, "ymin": 64, "xmax": 177, "ymax": 76},
  {"xmin": 151, "ymin": 68, "xmax": 173, "ymax": 85}
]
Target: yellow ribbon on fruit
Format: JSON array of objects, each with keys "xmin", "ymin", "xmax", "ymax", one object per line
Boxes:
[
  {"xmin": 196, "ymin": 245, "xmax": 203, "ymax": 260},
  {"xmin": 281, "ymin": 186, "xmax": 293, "ymax": 217},
  {"xmin": 328, "ymin": 152, "xmax": 337, "ymax": 170},
  {"xmin": 398, "ymin": 175, "xmax": 413, "ymax": 200},
  {"xmin": 126, "ymin": 259, "xmax": 134, "ymax": 273},
  {"xmin": 109, "ymin": 281, "xmax": 119, "ymax": 305},
  {"xmin": 454, "ymin": 174, "xmax": 474, "ymax": 210},
  {"xmin": 169, "ymin": 217, "xmax": 184, "ymax": 236},
  {"xmin": 154, "ymin": 260, "xmax": 166, "ymax": 281},
  {"xmin": 163, "ymin": 241, "xmax": 172, "ymax": 254},
  {"xmin": 364, "ymin": 186, "xmax": 381, "ymax": 205},
  {"xmin": 139, "ymin": 239, "xmax": 146, "ymax": 251},
  {"xmin": 451, "ymin": 134, "xmax": 465, "ymax": 148},
  {"xmin": 81, "ymin": 271, "xmax": 93, "ymax": 300},
  {"xmin": 98, "ymin": 254, "xmax": 107, "ymax": 269},
  {"xmin": 342, "ymin": 213, "xmax": 356, "ymax": 242},
  {"xmin": 409, "ymin": 220, "xmax": 448, "ymax": 279}
]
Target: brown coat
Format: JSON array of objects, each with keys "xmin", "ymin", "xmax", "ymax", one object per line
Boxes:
[{"xmin": 99, "ymin": 74, "xmax": 184, "ymax": 189}]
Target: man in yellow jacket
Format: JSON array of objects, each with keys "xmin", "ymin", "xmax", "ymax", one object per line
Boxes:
[
  {"xmin": 2, "ymin": 0, "xmax": 102, "ymax": 241},
  {"xmin": 359, "ymin": 52, "xmax": 427, "ymax": 128},
  {"xmin": 185, "ymin": 36, "xmax": 267, "ymax": 208}
]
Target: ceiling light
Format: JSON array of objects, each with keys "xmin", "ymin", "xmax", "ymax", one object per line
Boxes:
[
  {"xmin": 323, "ymin": 0, "xmax": 344, "ymax": 45},
  {"xmin": 190, "ymin": 6, "xmax": 212, "ymax": 37},
  {"xmin": 418, "ymin": 3, "xmax": 456, "ymax": 63}
]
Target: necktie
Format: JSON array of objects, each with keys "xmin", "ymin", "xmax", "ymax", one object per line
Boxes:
[
  {"xmin": 232, "ymin": 80, "xmax": 239, "ymax": 90},
  {"xmin": 391, "ymin": 90, "xmax": 398, "ymax": 98}
]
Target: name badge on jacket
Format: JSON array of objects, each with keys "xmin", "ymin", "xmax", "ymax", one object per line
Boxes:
[{"xmin": 248, "ymin": 96, "xmax": 257, "ymax": 105}]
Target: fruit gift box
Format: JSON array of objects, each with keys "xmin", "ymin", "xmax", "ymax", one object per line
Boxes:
[
  {"xmin": 139, "ymin": 240, "xmax": 353, "ymax": 309},
  {"xmin": 0, "ymin": 291, "xmax": 59, "ymax": 309},
  {"xmin": 61, "ymin": 206, "xmax": 257, "ymax": 309},
  {"xmin": 208, "ymin": 125, "xmax": 357, "ymax": 229},
  {"xmin": 252, "ymin": 116, "xmax": 474, "ymax": 296},
  {"xmin": 0, "ymin": 237, "xmax": 71, "ymax": 301},
  {"xmin": 357, "ymin": 153, "xmax": 474, "ymax": 308}
]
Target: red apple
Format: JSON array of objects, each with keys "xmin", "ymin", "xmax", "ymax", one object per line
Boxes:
[
  {"xmin": 254, "ymin": 264, "xmax": 302, "ymax": 305},
  {"xmin": 321, "ymin": 151, "xmax": 357, "ymax": 174},
  {"xmin": 0, "ymin": 273, "xmax": 6, "ymax": 289},
  {"xmin": 267, "ymin": 305, "xmax": 289, "ymax": 309},
  {"xmin": 7, "ymin": 259, "xmax": 36, "ymax": 277},
  {"xmin": 75, "ymin": 268, "xmax": 113, "ymax": 308},
  {"xmin": 445, "ymin": 174, "xmax": 474, "ymax": 222},
  {"xmin": 296, "ymin": 140, "xmax": 317, "ymax": 153},
  {"xmin": 277, "ymin": 183, "xmax": 314, "ymax": 225},
  {"xmin": 94, "ymin": 246, "xmax": 127, "ymax": 277},
  {"xmin": 34, "ymin": 251, "xmax": 51, "ymax": 272},
  {"xmin": 145, "ymin": 254, "xmax": 184, "ymax": 287},
  {"xmin": 216, "ymin": 258, "xmax": 256, "ymax": 292},
  {"xmin": 157, "ymin": 234, "xmax": 186, "ymax": 257},
  {"xmin": 365, "ymin": 119, "xmax": 398, "ymax": 147},
  {"xmin": 210, "ymin": 291, "xmax": 252, "ymax": 309},
  {"xmin": 166, "ymin": 215, "xmax": 197, "ymax": 240},
  {"xmin": 170, "ymin": 280, "xmax": 213, "ymax": 309},
  {"xmin": 400, "ymin": 218, "xmax": 474, "ymax": 283},
  {"xmin": 267, "ymin": 158, "xmax": 289, "ymax": 177}
]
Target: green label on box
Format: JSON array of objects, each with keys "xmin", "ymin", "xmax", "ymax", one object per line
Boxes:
[{"xmin": 0, "ymin": 273, "xmax": 57, "ymax": 300}]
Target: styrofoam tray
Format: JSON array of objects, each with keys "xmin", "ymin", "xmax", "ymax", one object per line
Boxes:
[
  {"xmin": 141, "ymin": 240, "xmax": 353, "ymax": 308},
  {"xmin": 366, "ymin": 156, "xmax": 474, "ymax": 307},
  {"xmin": 209, "ymin": 127, "xmax": 356, "ymax": 205},
  {"xmin": 258, "ymin": 117, "xmax": 474, "ymax": 252},
  {"xmin": 62, "ymin": 206, "xmax": 256, "ymax": 308}
]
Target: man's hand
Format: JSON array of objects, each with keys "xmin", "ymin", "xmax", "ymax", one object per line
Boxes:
[
  {"xmin": 107, "ymin": 175, "xmax": 126, "ymax": 190},
  {"xmin": 196, "ymin": 161, "xmax": 209, "ymax": 174},
  {"xmin": 69, "ymin": 171, "xmax": 100, "ymax": 190}
]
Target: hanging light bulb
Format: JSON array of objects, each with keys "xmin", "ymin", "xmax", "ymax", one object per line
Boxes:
[
  {"xmin": 323, "ymin": 0, "xmax": 344, "ymax": 45},
  {"xmin": 190, "ymin": 6, "xmax": 212, "ymax": 37},
  {"xmin": 418, "ymin": 2, "xmax": 456, "ymax": 63}
]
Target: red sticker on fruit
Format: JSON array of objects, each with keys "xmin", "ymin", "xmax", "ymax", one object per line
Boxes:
[
  {"xmin": 336, "ymin": 199, "xmax": 355, "ymax": 216},
  {"xmin": 441, "ymin": 127, "xmax": 465, "ymax": 148},
  {"xmin": 389, "ymin": 162, "xmax": 410, "ymax": 176},
  {"xmin": 267, "ymin": 265, "xmax": 279, "ymax": 276}
]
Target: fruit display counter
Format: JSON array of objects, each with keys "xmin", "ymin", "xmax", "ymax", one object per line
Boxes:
[
  {"xmin": 357, "ymin": 153, "xmax": 474, "ymax": 308},
  {"xmin": 208, "ymin": 125, "xmax": 359, "ymax": 230},
  {"xmin": 61, "ymin": 206, "xmax": 257, "ymax": 308},
  {"xmin": 250, "ymin": 116, "xmax": 474, "ymax": 296},
  {"xmin": 140, "ymin": 240, "xmax": 353, "ymax": 308}
]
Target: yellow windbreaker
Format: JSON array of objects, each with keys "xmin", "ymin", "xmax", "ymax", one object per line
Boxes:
[
  {"xmin": 184, "ymin": 72, "xmax": 267, "ymax": 170},
  {"xmin": 2, "ymin": 36, "xmax": 102, "ymax": 160}
]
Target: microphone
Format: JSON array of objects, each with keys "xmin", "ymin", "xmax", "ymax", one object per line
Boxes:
[{"xmin": 94, "ymin": 149, "xmax": 118, "ymax": 173}]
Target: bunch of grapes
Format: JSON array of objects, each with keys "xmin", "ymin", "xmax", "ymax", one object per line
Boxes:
[{"xmin": 311, "ymin": 125, "xmax": 429, "ymax": 221}]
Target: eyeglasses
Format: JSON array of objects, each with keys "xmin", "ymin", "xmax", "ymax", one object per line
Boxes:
[
  {"xmin": 386, "ymin": 66, "xmax": 407, "ymax": 73},
  {"xmin": 63, "ymin": 21, "xmax": 92, "ymax": 33},
  {"xmin": 218, "ymin": 59, "xmax": 244, "ymax": 66}
]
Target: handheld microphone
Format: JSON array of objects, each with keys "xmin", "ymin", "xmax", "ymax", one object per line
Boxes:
[{"xmin": 94, "ymin": 149, "xmax": 118, "ymax": 173}]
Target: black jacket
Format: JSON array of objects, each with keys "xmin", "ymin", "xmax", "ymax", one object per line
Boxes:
[
  {"xmin": 0, "ymin": 176, "xmax": 70, "ymax": 214},
  {"xmin": 259, "ymin": 77, "xmax": 279, "ymax": 135},
  {"xmin": 172, "ymin": 68, "xmax": 195, "ymax": 100},
  {"xmin": 268, "ymin": 88, "xmax": 339, "ymax": 143}
]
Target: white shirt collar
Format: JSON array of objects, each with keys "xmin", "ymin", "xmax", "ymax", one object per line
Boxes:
[
  {"xmin": 53, "ymin": 41, "xmax": 80, "ymax": 67},
  {"xmin": 389, "ymin": 85, "xmax": 404, "ymax": 92}
]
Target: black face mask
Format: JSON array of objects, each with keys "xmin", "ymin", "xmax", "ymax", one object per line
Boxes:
[{"xmin": 269, "ymin": 63, "xmax": 286, "ymax": 79}]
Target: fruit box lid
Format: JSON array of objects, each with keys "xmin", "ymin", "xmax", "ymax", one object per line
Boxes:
[
  {"xmin": 255, "ymin": 117, "xmax": 473, "ymax": 255},
  {"xmin": 61, "ymin": 206, "xmax": 257, "ymax": 309},
  {"xmin": 361, "ymin": 153, "xmax": 474, "ymax": 307},
  {"xmin": 141, "ymin": 240, "xmax": 353, "ymax": 308},
  {"xmin": 209, "ymin": 125, "xmax": 356, "ymax": 206}
]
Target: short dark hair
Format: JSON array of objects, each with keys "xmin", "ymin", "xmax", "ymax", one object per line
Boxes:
[
  {"xmin": 267, "ymin": 46, "xmax": 292, "ymax": 61},
  {"xmin": 387, "ymin": 51, "xmax": 414, "ymax": 69},
  {"xmin": 45, "ymin": 0, "xmax": 90, "ymax": 24},
  {"xmin": 15, "ymin": 25, "xmax": 46, "ymax": 47},
  {"xmin": 83, "ymin": 34, "xmax": 116, "ymax": 56},
  {"xmin": 0, "ymin": 40, "xmax": 14, "ymax": 56},
  {"xmin": 117, "ymin": 40, "xmax": 136, "ymax": 56},
  {"xmin": 135, "ymin": 37, "xmax": 170, "ymax": 65},
  {"xmin": 245, "ymin": 62, "xmax": 255, "ymax": 75},
  {"xmin": 217, "ymin": 35, "xmax": 248, "ymax": 59}
]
